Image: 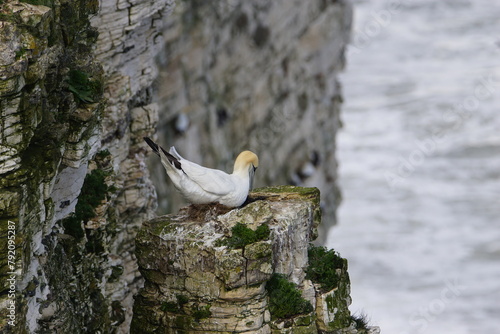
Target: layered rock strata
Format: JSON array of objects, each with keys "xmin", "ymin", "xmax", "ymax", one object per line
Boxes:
[{"xmin": 0, "ymin": 0, "xmax": 173, "ymax": 332}]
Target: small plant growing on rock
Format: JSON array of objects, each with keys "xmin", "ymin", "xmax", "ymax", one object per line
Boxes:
[
  {"xmin": 350, "ymin": 312, "xmax": 370, "ymax": 331},
  {"xmin": 160, "ymin": 294, "xmax": 189, "ymax": 314},
  {"xmin": 265, "ymin": 274, "xmax": 313, "ymax": 319},
  {"xmin": 305, "ymin": 245, "xmax": 347, "ymax": 292},
  {"xmin": 62, "ymin": 169, "xmax": 110, "ymax": 240},
  {"xmin": 218, "ymin": 222, "xmax": 270, "ymax": 249},
  {"xmin": 67, "ymin": 69, "xmax": 102, "ymax": 104},
  {"xmin": 192, "ymin": 304, "xmax": 211, "ymax": 322}
]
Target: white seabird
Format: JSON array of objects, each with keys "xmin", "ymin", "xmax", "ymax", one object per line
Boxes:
[{"xmin": 144, "ymin": 137, "xmax": 259, "ymax": 207}]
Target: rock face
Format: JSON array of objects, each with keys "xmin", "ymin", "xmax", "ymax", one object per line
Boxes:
[
  {"xmin": 132, "ymin": 186, "xmax": 380, "ymax": 334},
  {"xmin": 0, "ymin": 0, "xmax": 173, "ymax": 332},
  {"xmin": 152, "ymin": 0, "xmax": 352, "ymax": 242}
]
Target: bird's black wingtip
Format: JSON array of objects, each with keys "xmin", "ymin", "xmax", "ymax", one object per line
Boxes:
[{"xmin": 143, "ymin": 137, "xmax": 159, "ymax": 155}]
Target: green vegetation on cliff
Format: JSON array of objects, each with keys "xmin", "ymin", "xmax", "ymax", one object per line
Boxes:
[
  {"xmin": 306, "ymin": 245, "xmax": 348, "ymax": 292},
  {"xmin": 62, "ymin": 169, "xmax": 110, "ymax": 239},
  {"xmin": 67, "ymin": 69, "xmax": 103, "ymax": 104},
  {"xmin": 266, "ymin": 274, "xmax": 313, "ymax": 319},
  {"xmin": 217, "ymin": 222, "xmax": 270, "ymax": 249}
]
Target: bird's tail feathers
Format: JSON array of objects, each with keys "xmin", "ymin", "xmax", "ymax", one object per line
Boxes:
[
  {"xmin": 143, "ymin": 137, "xmax": 182, "ymax": 170},
  {"xmin": 144, "ymin": 137, "xmax": 160, "ymax": 155},
  {"xmin": 169, "ymin": 146, "xmax": 182, "ymax": 160}
]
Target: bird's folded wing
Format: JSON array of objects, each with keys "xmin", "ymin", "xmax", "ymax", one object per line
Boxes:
[{"xmin": 181, "ymin": 161, "xmax": 235, "ymax": 196}]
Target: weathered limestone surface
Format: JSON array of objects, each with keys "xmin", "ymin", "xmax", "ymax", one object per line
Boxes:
[
  {"xmin": 132, "ymin": 186, "xmax": 380, "ymax": 333},
  {"xmin": 0, "ymin": 0, "xmax": 173, "ymax": 333},
  {"xmin": 152, "ymin": 0, "xmax": 353, "ymax": 242}
]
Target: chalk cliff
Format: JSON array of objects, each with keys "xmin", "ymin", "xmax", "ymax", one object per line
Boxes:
[{"xmin": 0, "ymin": 0, "xmax": 173, "ymax": 332}]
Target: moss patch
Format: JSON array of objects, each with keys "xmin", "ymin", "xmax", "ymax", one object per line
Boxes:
[
  {"xmin": 161, "ymin": 301, "xmax": 180, "ymax": 313},
  {"xmin": 217, "ymin": 222, "xmax": 270, "ymax": 249},
  {"xmin": 67, "ymin": 69, "xmax": 103, "ymax": 104},
  {"xmin": 250, "ymin": 185, "xmax": 320, "ymax": 210},
  {"xmin": 160, "ymin": 294, "xmax": 189, "ymax": 314},
  {"xmin": 252, "ymin": 185, "xmax": 319, "ymax": 197},
  {"xmin": 266, "ymin": 274, "xmax": 313, "ymax": 320},
  {"xmin": 62, "ymin": 169, "xmax": 110, "ymax": 239},
  {"xmin": 305, "ymin": 245, "xmax": 347, "ymax": 293},
  {"xmin": 192, "ymin": 304, "xmax": 211, "ymax": 322}
]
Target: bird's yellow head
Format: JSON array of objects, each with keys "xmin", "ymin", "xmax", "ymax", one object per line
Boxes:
[
  {"xmin": 233, "ymin": 151, "xmax": 259, "ymax": 189},
  {"xmin": 234, "ymin": 150, "xmax": 259, "ymax": 172}
]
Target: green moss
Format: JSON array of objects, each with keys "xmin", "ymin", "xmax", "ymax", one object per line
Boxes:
[
  {"xmin": 67, "ymin": 69, "xmax": 102, "ymax": 104},
  {"xmin": 161, "ymin": 301, "xmax": 180, "ymax": 313},
  {"xmin": 305, "ymin": 245, "xmax": 347, "ymax": 292},
  {"xmin": 255, "ymin": 223, "xmax": 270, "ymax": 240},
  {"xmin": 252, "ymin": 186, "xmax": 321, "ymax": 208},
  {"xmin": 218, "ymin": 222, "xmax": 270, "ymax": 249},
  {"xmin": 293, "ymin": 313, "xmax": 314, "ymax": 326},
  {"xmin": 325, "ymin": 294, "xmax": 335, "ymax": 312},
  {"xmin": 245, "ymin": 240, "xmax": 272, "ymax": 260},
  {"xmin": 62, "ymin": 214, "xmax": 84, "ymax": 239},
  {"xmin": 173, "ymin": 314, "xmax": 192, "ymax": 329},
  {"xmin": 62, "ymin": 169, "xmax": 110, "ymax": 239},
  {"xmin": 192, "ymin": 304, "xmax": 211, "ymax": 322},
  {"xmin": 176, "ymin": 294, "xmax": 189, "ymax": 306},
  {"xmin": 160, "ymin": 294, "xmax": 189, "ymax": 314},
  {"xmin": 95, "ymin": 149, "xmax": 110, "ymax": 160},
  {"xmin": 152, "ymin": 219, "xmax": 179, "ymax": 237},
  {"xmin": 253, "ymin": 185, "xmax": 318, "ymax": 196},
  {"xmin": 266, "ymin": 274, "xmax": 313, "ymax": 320}
]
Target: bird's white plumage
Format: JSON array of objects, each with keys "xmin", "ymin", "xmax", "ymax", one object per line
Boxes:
[{"xmin": 145, "ymin": 138, "xmax": 258, "ymax": 207}]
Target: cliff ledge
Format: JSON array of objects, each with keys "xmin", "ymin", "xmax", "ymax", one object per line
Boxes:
[{"xmin": 132, "ymin": 186, "xmax": 380, "ymax": 334}]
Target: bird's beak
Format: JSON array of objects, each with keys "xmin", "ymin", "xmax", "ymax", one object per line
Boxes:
[{"xmin": 249, "ymin": 165, "xmax": 257, "ymax": 189}]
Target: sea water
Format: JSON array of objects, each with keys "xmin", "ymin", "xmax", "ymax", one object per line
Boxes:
[{"xmin": 326, "ymin": 1, "xmax": 500, "ymax": 333}]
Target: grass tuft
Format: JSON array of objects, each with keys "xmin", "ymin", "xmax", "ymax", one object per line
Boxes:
[
  {"xmin": 218, "ymin": 222, "xmax": 270, "ymax": 249},
  {"xmin": 266, "ymin": 274, "xmax": 313, "ymax": 319},
  {"xmin": 67, "ymin": 69, "xmax": 102, "ymax": 104},
  {"xmin": 350, "ymin": 312, "xmax": 370, "ymax": 330},
  {"xmin": 305, "ymin": 245, "xmax": 347, "ymax": 292}
]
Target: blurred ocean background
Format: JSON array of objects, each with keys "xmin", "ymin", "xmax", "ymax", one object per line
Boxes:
[{"xmin": 326, "ymin": 1, "xmax": 500, "ymax": 333}]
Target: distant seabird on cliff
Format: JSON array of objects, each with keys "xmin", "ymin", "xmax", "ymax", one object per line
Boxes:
[{"xmin": 143, "ymin": 137, "xmax": 258, "ymax": 207}]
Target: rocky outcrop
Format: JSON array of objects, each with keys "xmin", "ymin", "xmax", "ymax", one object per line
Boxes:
[
  {"xmin": 132, "ymin": 186, "xmax": 380, "ymax": 333},
  {"xmin": 152, "ymin": 0, "xmax": 352, "ymax": 242}
]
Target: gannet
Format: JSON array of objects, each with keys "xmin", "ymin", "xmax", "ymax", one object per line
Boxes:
[{"xmin": 144, "ymin": 137, "xmax": 259, "ymax": 207}]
